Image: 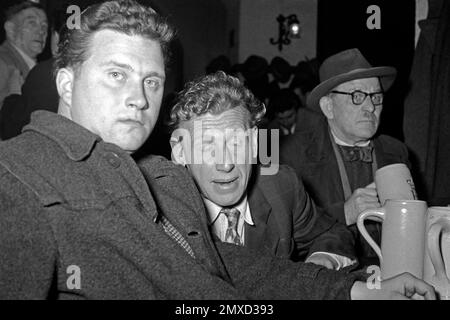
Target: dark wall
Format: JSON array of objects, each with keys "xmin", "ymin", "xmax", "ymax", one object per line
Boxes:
[{"xmin": 317, "ymin": 0, "xmax": 416, "ymax": 141}]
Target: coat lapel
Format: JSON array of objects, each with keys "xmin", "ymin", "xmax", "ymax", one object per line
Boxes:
[
  {"xmin": 139, "ymin": 157, "xmax": 231, "ymax": 280},
  {"xmin": 245, "ymin": 184, "xmax": 276, "ymax": 251},
  {"xmin": 372, "ymin": 136, "xmax": 400, "ymax": 167},
  {"xmin": 306, "ymin": 123, "xmax": 346, "ymax": 205},
  {"xmin": 4, "ymin": 42, "xmax": 30, "ymax": 78}
]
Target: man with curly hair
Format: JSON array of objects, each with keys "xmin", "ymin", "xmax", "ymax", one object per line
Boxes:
[{"xmin": 169, "ymin": 71, "xmax": 357, "ymax": 269}]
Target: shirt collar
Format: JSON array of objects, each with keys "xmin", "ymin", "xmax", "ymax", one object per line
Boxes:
[
  {"xmin": 330, "ymin": 129, "xmax": 371, "ymax": 147},
  {"xmin": 10, "ymin": 42, "xmax": 36, "ymax": 70},
  {"xmin": 23, "ymin": 110, "xmax": 101, "ymax": 161},
  {"xmin": 204, "ymin": 196, "xmax": 254, "ymax": 226},
  {"xmin": 280, "ymin": 123, "xmax": 296, "ymax": 135}
]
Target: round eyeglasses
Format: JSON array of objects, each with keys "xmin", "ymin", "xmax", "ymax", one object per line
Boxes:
[{"xmin": 330, "ymin": 90, "xmax": 384, "ymax": 106}]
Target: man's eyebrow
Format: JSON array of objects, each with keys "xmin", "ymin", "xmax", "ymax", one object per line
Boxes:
[
  {"xmin": 99, "ymin": 60, "xmax": 165, "ymax": 79},
  {"xmin": 100, "ymin": 60, "xmax": 134, "ymax": 71}
]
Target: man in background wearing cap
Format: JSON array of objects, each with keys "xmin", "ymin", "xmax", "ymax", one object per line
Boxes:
[
  {"xmin": 280, "ymin": 48, "xmax": 410, "ymax": 267},
  {"xmin": 0, "ymin": 1, "xmax": 48, "ymax": 112}
]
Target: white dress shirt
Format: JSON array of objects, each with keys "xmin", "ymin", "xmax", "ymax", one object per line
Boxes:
[
  {"xmin": 204, "ymin": 196, "xmax": 355, "ymax": 269},
  {"xmin": 280, "ymin": 123, "xmax": 296, "ymax": 136}
]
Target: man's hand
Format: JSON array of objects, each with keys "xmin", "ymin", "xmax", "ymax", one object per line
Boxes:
[
  {"xmin": 344, "ymin": 182, "xmax": 381, "ymax": 225},
  {"xmin": 351, "ymin": 272, "xmax": 436, "ymax": 300},
  {"xmin": 305, "ymin": 253, "xmax": 339, "ymax": 270}
]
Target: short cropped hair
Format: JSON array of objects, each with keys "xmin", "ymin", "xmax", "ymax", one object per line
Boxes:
[
  {"xmin": 4, "ymin": 1, "xmax": 45, "ymax": 22},
  {"xmin": 55, "ymin": 0, "xmax": 174, "ymax": 73},
  {"xmin": 169, "ymin": 71, "xmax": 266, "ymax": 131}
]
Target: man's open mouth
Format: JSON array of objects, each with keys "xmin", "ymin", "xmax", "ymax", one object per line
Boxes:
[{"xmin": 213, "ymin": 177, "xmax": 238, "ymax": 185}]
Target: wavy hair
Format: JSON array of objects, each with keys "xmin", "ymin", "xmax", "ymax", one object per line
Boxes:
[
  {"xmin": 55, "ymin": 0, "xmax": 174, "ymax": 74},
  {"xmin": 169, "ymin": 71, "xmax": 266, "ymax": 131}
]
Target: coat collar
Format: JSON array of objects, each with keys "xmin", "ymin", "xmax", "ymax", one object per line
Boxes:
[
  {"xmin": 23, "ymin": 110, "xmax": 101, "ymax": 161},
  {"xmin": 9, "ymin": 42, "xmax": 35, "ymax": 70},
  {"xmin": 138, "ymin": 160, "xmax": 232, "ymax": 281},
  {"xmin": 372, "ymin": 136, "xmax": 397, "ymax": 164},
  {"xmin": 1, "ymin": 41, "xmax": 32, "ymax": 77}
]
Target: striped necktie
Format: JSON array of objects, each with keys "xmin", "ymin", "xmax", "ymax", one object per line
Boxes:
[{"xmin": 220, "ymin": 207, "xmax": 242, "ymax": 245}]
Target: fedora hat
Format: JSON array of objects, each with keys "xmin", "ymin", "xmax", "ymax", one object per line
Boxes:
[{"xmin": 307, "ymin": 48, "xmax": 396, "ymax": 109}]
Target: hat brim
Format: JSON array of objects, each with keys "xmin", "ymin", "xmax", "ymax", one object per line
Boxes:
[{"xmin": 307, "ymin": 67, "xmax": 397, "ymax": 109}]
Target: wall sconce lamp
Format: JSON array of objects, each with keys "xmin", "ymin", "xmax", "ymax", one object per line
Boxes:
[{"xmin": 270, "ymin": 14, "xmax": 301, "ymax": 51}]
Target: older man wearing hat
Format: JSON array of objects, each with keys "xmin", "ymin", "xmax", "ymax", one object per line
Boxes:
[{"xmin": 280, "ymin": 48, "xmax": 411, "ymax": 267}]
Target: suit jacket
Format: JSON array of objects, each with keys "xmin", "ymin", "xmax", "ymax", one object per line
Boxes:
[
  {"xmin": 244, "ymin": 164, "xmax": 356, "ymax": 262},
  {"xmin": 0, "ymin": 41, "xmax": 30, "ymax": 110},
  {"xmin": 0, "ymin": 110, "xmax": 362, "ymax": 299},
  {"xmin": 280, "ymin": 109, "xmax": 410, "ymax": 265}
]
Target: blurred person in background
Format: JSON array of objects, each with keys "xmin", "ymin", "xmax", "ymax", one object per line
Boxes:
[{"xmin": 0, "ymin": 0, "xmax": 47, "ymax": 111}]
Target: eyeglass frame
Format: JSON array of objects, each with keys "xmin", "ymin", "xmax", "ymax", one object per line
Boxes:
[{"xmin": 330, "ymin": 90, "xmax": 384, "ymax": 106}]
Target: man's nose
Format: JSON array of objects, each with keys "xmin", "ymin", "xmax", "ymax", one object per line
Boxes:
[
  {"xmin": 216, "ymin": 146, "xmax": 235, "ymax": 172},
  {"xmin": 361, "ymin": 97, "xmax": 376, "ymax": 113},
  {"xmin": 216, "ymin": 162, "xmax": 235, "ymax": 173},
  {"xmin": 37, "ymin": 22, "xmax": 47, "ymax": 36},
  {"xmin": 125, "ymin": 83, "xmax": 148, "ymax": 110}
]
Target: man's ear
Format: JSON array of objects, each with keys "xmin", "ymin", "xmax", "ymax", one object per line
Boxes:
[
  {"xmin": 170, "ymin": 129, "xmax": 189, "ymax": 166},
  {"xmin": 4, "ymin": 21, "xmax": 16, "ymax": 40},
  {"xmin": 56, "ymin": 67, "xmax": 74, "ymax": 109},
  {"xmin": 319, "ymin": 96, "xmax": 334, "ymax": 120}
]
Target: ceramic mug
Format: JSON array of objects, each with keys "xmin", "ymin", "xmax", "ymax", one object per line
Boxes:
[
  {"xmin": 375, "ymin": 163, "xmax": 418, "ymax": 205},
  {"xmin": 424, "ymin": 206, "xmax": 450, "ymax": 300},
  {"xmin": 357, "ymin": 199, "xmax": 427, "ymax": 279}
]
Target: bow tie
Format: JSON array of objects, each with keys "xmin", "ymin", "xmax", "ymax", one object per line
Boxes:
[{"xmin": 339, "ymin": 145, "xmax": 373, "ymax": 162}]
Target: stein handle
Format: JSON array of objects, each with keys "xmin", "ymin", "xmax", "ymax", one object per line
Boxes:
[
  {"xmin": 357, "ymin": 208, "xmax": 385, "ymax": 263},
  {"xmin": 428, "ymin": 219, "xmax": 450, "ymax": 280}
]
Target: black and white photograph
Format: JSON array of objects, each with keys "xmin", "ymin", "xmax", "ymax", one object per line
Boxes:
[{"xmin": 0, "ymin": 0, "xmax": 449, "ymax": 308}]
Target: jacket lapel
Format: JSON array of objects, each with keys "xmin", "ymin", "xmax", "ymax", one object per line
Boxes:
[
  {"xmin": 139, "ymin": 157, "xmax": 231, "ymax": 280},
  {"xmin": 305, "ymin": 123, "xmax": 346, "ymax": 204},
  {"xmin": 245, "ymin": 184, "xmax": 276, "ymax": 251},
  {"xmin": 373, "ymin": 137, "xmax": 399, "ymax": 167},
  {"xmin": 4, "ymin": 42, "xmax": 30, "ymax": 78}
]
